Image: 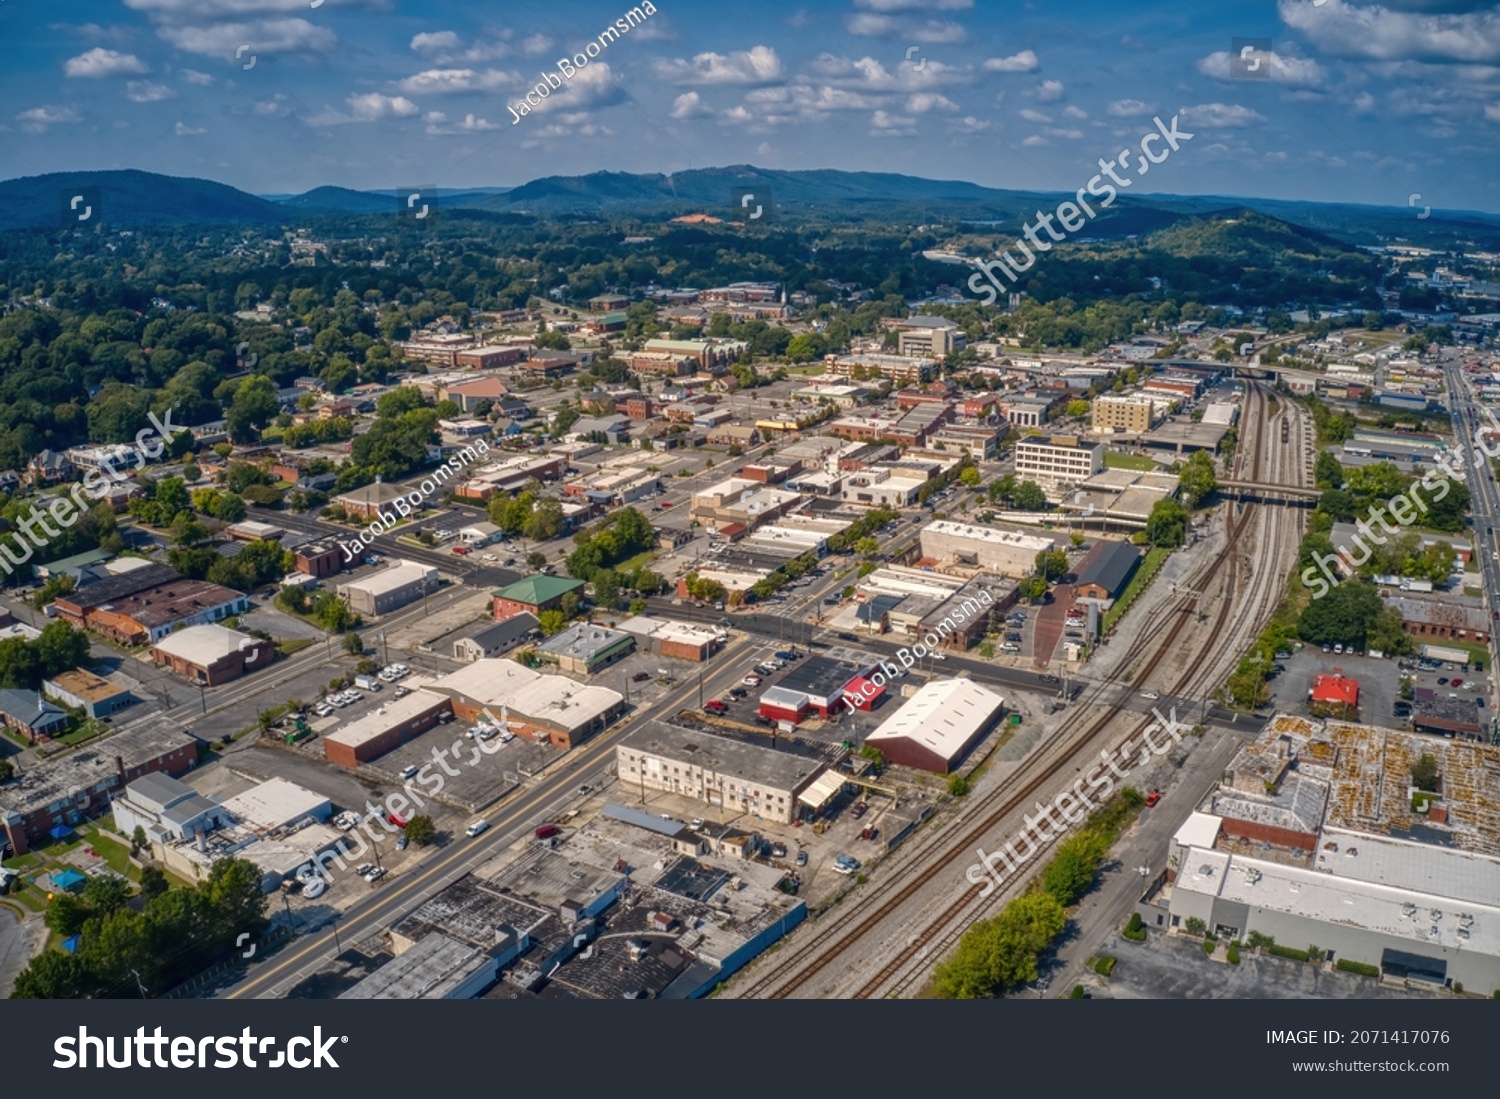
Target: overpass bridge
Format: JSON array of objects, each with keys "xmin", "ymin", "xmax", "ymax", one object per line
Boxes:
[{"xmin": 1215, "ymin": 479, "xmax": 1320, "ymax": 505}]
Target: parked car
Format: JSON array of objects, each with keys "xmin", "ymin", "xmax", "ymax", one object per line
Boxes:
[
  {"xmin": 363, "ymin": 866, "xmax": 386, "ymax": 883},
  {"xmin": 1144, "ymin": 790, "xmax": 1162, "ymax": 808},
  {"xmin": 535, "ymin": 824, "xmax": 562, "ymax": 840},
  {"xmin": 632, "ymin": 672, "xmax": 651, "ymax": 683},
  {"xmin": 704, "ymin": 700, "xmax": 729, "ymax": 715},
  {"xmin": 1140, "ymin": 691, "xmax": 1160, "ymax": 700},
  {"xmin": 795, "ymin": 849, "xmax": 808, "ymax": 867},
  {"xmin": 400, "ymin": 765, "xmax": 419, "ymax": 779},
  {"xmin": 396, "ymin": 834, "xmax": 409, "ymax": 850},
  {"xmin": 452, "ymin": 545, "xmax": 469, "ymax": 555},
  {"xmin": 742, "ymin": 674, "xmax": 762, "ymax": 686},
  {"xmin": 850, "ymin": 802, "xmax": 868, "ymax": 819}
]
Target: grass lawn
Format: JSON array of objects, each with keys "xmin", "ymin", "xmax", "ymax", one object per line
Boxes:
[
  {"xmin": 1103, "ymin": 546, "xmax": 1171, "ymax": 634},
  {"xmin": 1103, "ymin": 451, "xmax": 1159, "ymax": 472},
  {"xmin": 277, "ymin": 638, "xmax": 315, "ymax": 657},
  {"xmin": 77, "ymin": 824, "xmax": 140, "ymax": 881},
  {"xmin": 615, "ymin": 549, "xmax": 657, "ymax": 574}
]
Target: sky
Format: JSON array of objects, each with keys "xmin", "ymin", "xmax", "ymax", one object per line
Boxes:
[{"xmin": 3, "ymin": 0, "xmax": 1500, "ymax": 213}]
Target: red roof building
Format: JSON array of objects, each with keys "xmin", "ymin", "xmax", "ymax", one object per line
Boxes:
[{"xmin": 1309, "ymin": 674, "xmax": 1359, "ymax": 709}]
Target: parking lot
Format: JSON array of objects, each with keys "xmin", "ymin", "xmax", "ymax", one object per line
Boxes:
[{"xmin": 1266, "ymin": 645, "xmax": 1489, "ymax": 729}]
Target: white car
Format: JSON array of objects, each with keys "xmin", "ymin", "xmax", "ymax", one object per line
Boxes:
[
  {"xmin": 300, "ymin": 876, "xmax": 326, "ymax": 899},
  {"xmin": 400, "ymin": 765, "xmax": 419, "ymax": 779},
  {"xmin": 466, "ymin": 819, "xmax": 489, "ymax": 838},
  {"xmin": 1140, "ymin": 691, "xmax": 1161, "ymax": 701},
  {"xmin": 314, "ymin": 703, "xmax": 334, "ymax": 717},
  {"xmin": 742, "ymin": 675, "xmax": 762, "ymax": 686},
  {"xmin": 363, "ymin": 866, "xmax": 386, "ymax": 883}
]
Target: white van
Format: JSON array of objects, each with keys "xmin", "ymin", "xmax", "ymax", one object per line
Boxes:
[{"xmin": 465, "ymin": 819, "xmax": 490, "ymax": 838}]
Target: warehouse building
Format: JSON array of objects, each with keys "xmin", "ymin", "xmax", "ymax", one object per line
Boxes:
[
  {"xmin": 339, "ymin": 560, "xmax": 441, "ymax": 616},
  {"xmin": 616, "ymin": 722, "xmax": 828, "ymax": 824},
  {"xmin": 110, "ymin": 773, "xmax": 229, "ymax": 846},
  {"xmin": 150, "ymin": 623, "xmax": 276, "ymax": 686},
  {"xmin": 323, "ymin": 689, "xmax": 454, "ymax": 768},
  {"xmin": 451, "ymin": 614, "xmax": 539, "ymax": 662},
  {"xmin": 536, "ymin": 623, "xmax": 635, "ymax": 675},
  {"xmin": 426, "ymin": 660, "xmax": 626, "ymax": 750},
  {"xmin": 1072, "ymin": 540, "xmax": 1142, "ymax": 603},
  {"xmin": 920, "ymin": 521, "xmax": 1055, "ymax": 578},
  {"xmin": 615, "ymin": 616, "xmax": 725, "ymax": 661},
  {"xmin": 1142, "ymin": 714, "xmax": 1500, "ymax": 993},
  {"xmin": 863, "ymin": 678, "xmax": 1006, "ymax": 773},
  {"xmin": 43, "ymin": 669, "xmax": 137, "ymax": 720},
  {"xmin": 757, "ymin": 656, "xmax": 868, "ymax": 725}
]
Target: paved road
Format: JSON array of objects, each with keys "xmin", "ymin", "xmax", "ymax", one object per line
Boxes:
[
  {"xmin": 0, "ymin": 903, "xmax": 41, "ymax": 999},
  {"xmin": 221, "ymin": 633, "xmax": 761, "ymax": 999}
]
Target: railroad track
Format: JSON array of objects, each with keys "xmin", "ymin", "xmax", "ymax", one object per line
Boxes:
[{"xmin": 729, "ymin": 382, "xmax": 1302, "ymax": 1000}]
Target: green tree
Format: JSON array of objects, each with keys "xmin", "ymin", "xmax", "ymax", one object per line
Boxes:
[
  {"xmin": 958, "ymin": 466, "xmax": 982, "ymax": 487},
  {"xmin": 538, "ymin": 609, "xmax": 567, "ymax": 636},
  {"xmin": 592, "ymin": 568, "xmax": 622, "ymax": 609},
  {"xmin": 404, "ymin": 815, "xmax": 437, "ymax": 846},
  {"xmin": 201, "ymin": 857, "xmax": 268, "ymax": 942},
  {"xmin": 45, "ymin": 894, "xmax": 92, "ymax": 937},
  {"xmin": 931, "ymin": 892, "xmax": 1067, "ymax": 998},
  {"xmin": 1145, "ymin": 497, "xmax": 1189, "ymax": 547},
  {"xmin": 225, "ymin": 375, "xmax": 280, "ymax": 443},
  {"xmin": 342, "ymin": 631, "xmax": 364, "ymax": 655},
  {"xmin": 1410, "ymin": 753, "xmax": 1440, "ymax": 793},
  {"xmin": 1178, "ymin": 451, "xmax": 1218, "ymax": 508},
  {"xmin": 1313, "ymin": 451, "xmax": 1344, "ymax": 489},
  {"xmin": 83, "ymin": 874, "xmax": 132, "ymax": 916},
  {"xmin": 10, "ymin": 949, "xmax": 88, "ymax": 999},
  {"xmin": 854, "ymin": 537, "xmax": 880, "ymax": 556},
  {"xmin": 523, "ymin": 497, "xmax": 565, "ymax": 542},
  {"xmin": 1043, "ymin": 831, "xmax": 1109, "ymax": 906},
  {"xmin": 1297, "ymin": 581, "xmax": 1383, "ymax": 648},
  {"xmin": 526, "ymin": 551, "xmax": 547, "ymax": 570},
  {"xmin": 1034, "ymin": 548, "xmax": 1069, "ymax": 581},
  {"xmin": 138, "ymin": 866, "xmax": 169, "ymax": 901},
  {"xmin": 1012, "ymin": 481, "xmax": 1048, "ymax": 511}
]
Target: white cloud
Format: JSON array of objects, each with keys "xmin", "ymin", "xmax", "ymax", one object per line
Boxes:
[
  {"xmin": 64, "ymin": 48, "xmax": 150, "ymax": 78},
  {"xmin": 1195, "ymin": 49, "xmax": 1326, "ymax": 88},
  {"xmin": 854, "ymin": 0, "xmax": 972, "ymax": 10},
  {"xmin": 174, "ymin": 121, "xmax": 206, "ymax": 135},
  {"xmin": 1353, "ymin": 91, "xmax": 1377, "ymax": 114},
  {"xmin": 126, "ymin": 80, "xmax": 176, "ymax": 102},
  {"xmin": 1062, "ymin": 105, "xmax": 1088, "ymax": 119},
  {"xmin": 529, "ymin": 62, "xmax": 625, "ymax": 113},
  {"xmin": 424, "ymin": 111, "xmax": 500, "ymax": 134},
  {"xmin": 16, "ymin": 105, "xmax": 82, "ymax": 133},
  {"xmin": 1486, "ymin": 102, "xmax": 1500, "ymax": 120},
  {"xmin": 126, "ymin": 0, "xmax": 386, "ymax": 13},
  {"xmin": 1022, "ymin": 133, "xmax": 1048, "ymax": 146},
  {"xmin": 670, "ymin": 91, "xmax": 713, "ymax": 119},
  {"xmin": 906, "ymin": 92, "xmax": 959, "ymax": 113},
  {"xmin": 393, "ymin": 68, "xmax": 518, "ymax": 95},
  {"xmin": 1019, "ymin": 108, "xmax": 1052, "ymax": 122},
  {"xmin": 522, "ymin": 34, "xmax": 554, "ymax": 56},
  {"xmin": 158, "ymin": 18, "xmax": 336, "ymax": 56},
  {"xmin": 253, "ymin": 94, "xmax": 290, "ymax": 116},
  {"xmin": 870, "ymin": 109, "xmax": 917, "ymax": 136},
  {"xmin": 653, "ymin": 45, "xmax": 783, "ymax": 85},
  {"xmin": 410, "ymin": 31, "xmax": 461, "ymax": 54},
  {"xmin": 1035, "ymin": 79, "xmax": 1065, "ymax": 102},
  {"xmin": 806, "ymin": 53, "xmax": 970, "ymax": 90},
  {"xmin": 181, "ymin": 69, "xmax": 214, "ymax": 86},
  {"xmin": 847, "ymin": 12, "xmax": 966, "ymax": 43},
  {"xmin": 1045, "ymin": 126, "xmax": 1083, "ymax": 139},
  {"xmin": 949, "ymin": 115, "xmax": 994, "ymax": 133},
  {"xmin": 307, "ymin": 92, "xmax": 419, "ymax": 126},
  {"xmin": 1108, "ymin": 98, "xmax": 1152, "ymax": 117},
  {"xmin": 1183, "ymin": 102, "xmax": 1267, "ymax": 127},
  {"xmin": 982, "ymin": 49, "xmax": 1038, "ymax": 72},
  {"xmin": 1280, "ymin": 0, "xmax": 1500, "ymax": 64}
]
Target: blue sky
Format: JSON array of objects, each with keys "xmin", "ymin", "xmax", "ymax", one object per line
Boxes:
[{"xmin": 3, "ymin": 0, "xmax": 1500, "ymax": 212}]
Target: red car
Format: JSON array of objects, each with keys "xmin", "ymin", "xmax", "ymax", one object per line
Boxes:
[
  {"xmin": 1144, "ymin": 791, "xmax": 1162, "ymax": 808},
  {"xmin": 703, "ymin": 700, "xmax": 729, "ymax": 715},
  {"xmin": 659, "ymin": 500, "xmax": 674, "ymax": 508},
  {"xmin": 452, "ymin": 545, "xmax": 469, "ymax": 555}
]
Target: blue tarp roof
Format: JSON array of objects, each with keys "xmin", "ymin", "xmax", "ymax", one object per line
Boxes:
[{"xmin": 48, "ymin": 824, "xmax": 73, "ymax": 840}]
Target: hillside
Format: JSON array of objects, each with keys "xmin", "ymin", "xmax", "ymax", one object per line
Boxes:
[{"xmin": 0, "ymin": 169, "xmax": 285, "ymax": 230}]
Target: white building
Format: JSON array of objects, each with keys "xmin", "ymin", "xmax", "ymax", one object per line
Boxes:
[
  {"xmin": 1014, "ymin": 435, "xmax": 1103, "ymax": 496},
  {"xmin": 919, "ymin": 521, "xmax": 1055, "ymax": 577},
  {"xmin": 338, "ymin": 560, "xmax": 440, "ymax": 615}
]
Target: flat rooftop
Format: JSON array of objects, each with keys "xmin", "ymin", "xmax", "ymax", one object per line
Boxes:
[
  {"xmin": 0, "ymin": 721, "xmax": 196, "ymax": 817},
  {"xmin": 322, "ymin": 689, "xmax": 451, "ymax": 751},
  {"xmin": 620, "ymin": 721, "xmax": 826, "ymax": 794}
]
